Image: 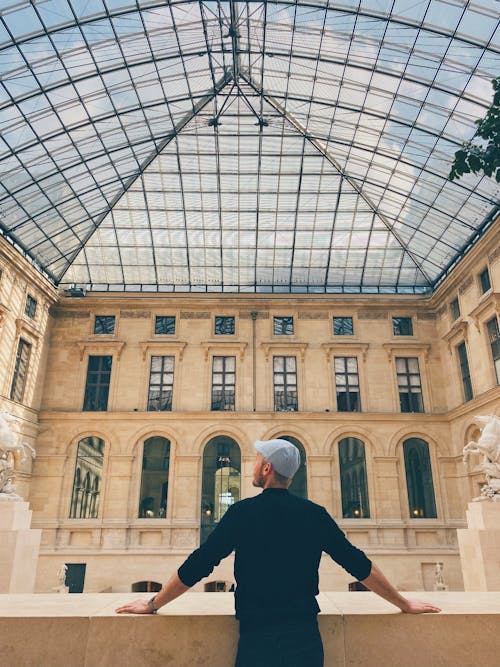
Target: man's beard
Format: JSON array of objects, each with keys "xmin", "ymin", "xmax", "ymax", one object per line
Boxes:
[{"xmin": 252, "ymin": 463, "xmax": 265, "ymax": 488}]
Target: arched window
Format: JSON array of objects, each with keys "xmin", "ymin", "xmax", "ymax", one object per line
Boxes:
[
  {"xmin": 403, "ymin": 438, "xmax": 437, "ymax": 518},
  {"xmin": 138, "ymin": 436, "xmax": 170, "ymax": 518},
  {"xmin": 201, "ymin": 436, "xmax": 241, "ymax": 543},
  {"xmin": 281, "ymin": 436, "xmax": 307, "ymax": 499},
  {"xmin": 338, "ymin": 437, "xmax": 370, "ymax": 518},
  {"xmin": 69, "ymin": 437, "xmax": 104, "ymax": 518}
]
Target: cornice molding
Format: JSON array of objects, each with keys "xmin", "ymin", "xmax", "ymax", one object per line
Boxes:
[
  {"xmin": 321, "ymin": 342, "xmax": 369, "ymax": 362},
  {"xmin": 139, "ymin": 340, "xmax": 187, "ymax": 361}
]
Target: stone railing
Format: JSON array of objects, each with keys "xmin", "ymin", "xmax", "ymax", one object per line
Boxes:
[{"xmin": 0, "ymin": 592, "xmax": 499, "ymax": 667}]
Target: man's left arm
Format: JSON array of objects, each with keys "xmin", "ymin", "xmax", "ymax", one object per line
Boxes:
[{"xmin": 361, "ymin": 563, "xmax": 441, "ymax": 614}]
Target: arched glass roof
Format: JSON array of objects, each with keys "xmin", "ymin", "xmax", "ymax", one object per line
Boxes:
[{"xmin": 0, "ymin": 0, "xmax": 498, "ymax": 293}]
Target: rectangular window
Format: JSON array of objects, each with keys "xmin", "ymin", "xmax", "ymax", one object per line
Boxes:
[
  {"xmin": 392, "ymin": 316, "xmax": 413, "ymax": 336},
  {"xmin": 147, "ymin": 356, "xmax": 174, "ymax": 411},
  {"xmin": 396, "ymin": 357, "xmax": 424, "ymax": 413},
  {"xmin": 211, "ymin": 356, "xmax": 235, "ymax": 411},
  {"xmin": 334, "ymin": 357, "xmax": 361, "ymax": 411},
  {"xmin": 273, "ymin": 316, "xmax": 294, "ymax": 335},
  {"xmin": 457, "ymin": 342, "xmax": 473, "ymax": 401},
  {"xmin": 450, "ymin": 298, "xmax": 460, "ymax": 321},
  {"xmin": 83, "ymin": 355, "xmax": 112, "ymax": 411},
  {"xmin": 10, "ymin": 338, "xmax": 31, "ymax": 402},
  {"xmin": 487, "ymin": 317, "xmax": 500, "ymax": 384},
  {"xmin": 94, "ymin": 315, "xmax": 115, "ymax": 335},
  {"xmin": 479, "ymin": 267, "xmax": 491, "ymax": 294},
  {"xmin": 215, "ymin": 316, "xmax": 235, "ymax": 335},
  {"xmin": 155, "ymin": 315, "xmax": 176, "ymax": 335},
  {"xmin": 273, "ymin": 356, "xmax": 298, "ymax": 411},
  {"xmin": 333, "ymin": 316, "xmax": 353, "ymax": 336},
  {"xmin": 24, "ymin": 294, "xmax": 37, "ymax": 319}
]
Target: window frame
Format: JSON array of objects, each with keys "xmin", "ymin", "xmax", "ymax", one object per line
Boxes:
[
  {"xmin": 93, "ymin": 314, "xmax": 116, "ymax": 335},
  {"xmin": 214, "ymin": 315, "xmax": 236, "ymax": 336},
  {"xmin": 82, "ymin": 354, "xmax": 113, "ymax": 411},
  {"xmin": 69, "ymin": 436, "xmax": 105, "ymax": 520},
  {"xmin": 334, "ymin": 356, "xmax": 361, "ymax": 412},
  {"xmin": 137, "ymin": 436, "xmax": 171, "ymax": 519},
  {"xmin": 211, "ymin": 355, "xmax": 236, "ymax": 411},
  {"xmin": 392, "ymin": 316, "xmax": 413, "ymax": 336},
  {"xmin": 273, "ymin": 316, "xmax": 294, "ymax": 336},
  {"xmin": 24, "ymin": 293, "xmax": 37, "ymax": 320},
  {"xmin": 333, "ymin": 316, "xmax": 354, "ymax": 336},
  {"xmin": 395, "ymin": 356, "xmax": 424, "ymax": 413},
  {"xmin": 402, "ymin": 438, "xmax": 438, "ymax": 519},
  {"xmin": 147, "ymin": 355, "xmax": 175, "ymax": 411},
  {"xmin": 10, "ymin": 337, "xmax": 32, "ymax": 403},
  {"xmin": 273, "ymin": 355, "xmax": 298, "ymax": 411},
  {"xmin": 450, "ymin": 297, "xmax": 460, "ymax": 321},
  {"xmin": 486, "ymin": 316, "xmax": 500, "ymax": 385},
  {"xmin": 456, "ymin": 341, "xmax": 473, "ymax": 402},
  {"xmin": 154, "ymin": 315, "xmax": 176, "ymax": 336},
  {"xmin": 479, "ymin": 267, "xmax": 491, "ymax": 295}
]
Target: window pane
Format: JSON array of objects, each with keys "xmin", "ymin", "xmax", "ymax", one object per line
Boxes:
[
  {"xmin": 333, "ymin": 316, "xmax": 353, "ymax": 336},
  {"xmin": 339, "ymin": 437, "xmax": 370, "ymax": 518},
  {"xmin": 24, "ymin": 294, "xmax": 37, "ymax": 319},
  {"xmin": 138, "ymin": 437, "xmax": 170, "ymax": 518},
  {"xmin": 393, "ymin": 317, "xmax": 413, "ymax": 336},
  {"xmin": 403, "ymin": 438, "xmax": 437, "ymax": 518},
  {"xmin": 479, "ymin": 268, "xmax": 491, "ymax": 294},
  {"xmin": 201, "ymin": 437, "xmax": 241, "ymax": 543},
  {"xmin": 215, "ymin": 316, "xmax": 235, "ymax": 335},
  {"xmin": 70, "ymin": 437, "xmax": 104, "ymax": 519},
  {"xmin": 10, "ymin": 338, "xmax": 31, "ymax": 403},
  {"xmin": 83, "ymin": 355, "xmax": 112, "ymax": 411},
  {"xmin": 147, "ymin": 356, "xmax": 174, "ymax": 411},
  {"xmin": 274, "ymin": 316, "xmax": 294, "ymax": 335},
  {"xmin": 155, "ymin": 315, "xmax": 176, "ymax": 335},
  {"xmin": 334, "ymin": 356, "xmax": 360, "ymax": 412},
  {"xmin": 450, "ymin": 298, "xmax": 460, "ymax": 321},
  {"xmin": 94, "ymin": 315, "xmax": 115, "ymax": 334},
  {"xmin": 457, "ymin": 342, "xmax": 473, "ymax": 401},
  {"xmin": 211, "ymin": 356, "xmax": 236, "ymax": 411}
]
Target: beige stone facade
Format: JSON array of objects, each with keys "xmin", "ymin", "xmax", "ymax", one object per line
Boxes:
[{"xmin": 0, "ymin": 222, "xmax": 499, "ymax": 594}]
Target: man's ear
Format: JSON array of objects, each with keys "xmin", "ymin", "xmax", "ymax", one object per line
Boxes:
[{"xmin": 262, "ymin": 461, "xmax": 273, "ymax": 476}]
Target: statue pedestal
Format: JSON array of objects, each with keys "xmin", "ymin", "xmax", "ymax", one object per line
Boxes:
[
  {"xmin": 0, "ymin": 501, "xmax": 41, "ymax": 593},
  {"xmin": 457, "ymin": 502, "xmax": 500, "ymax": 591}
]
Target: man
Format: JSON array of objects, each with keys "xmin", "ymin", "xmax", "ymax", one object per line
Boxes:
[{"xmin": 116, "ymin": 439, "xmax": 441, "ymax": 666}]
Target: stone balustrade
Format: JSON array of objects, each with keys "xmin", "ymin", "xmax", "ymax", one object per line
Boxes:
[{"xmin": 1, "ymin": 592, "xmax": 499, "ymax": 667}]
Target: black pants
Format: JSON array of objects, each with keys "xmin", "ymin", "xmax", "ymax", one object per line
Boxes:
[{"xmin": 235, "ymin": 618, "xmax": 324, "ymax": 667}]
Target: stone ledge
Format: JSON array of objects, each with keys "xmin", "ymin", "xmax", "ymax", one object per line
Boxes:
[{"xmin": 0, "ymin": 592, "xmax": 499, "ymax": 667}]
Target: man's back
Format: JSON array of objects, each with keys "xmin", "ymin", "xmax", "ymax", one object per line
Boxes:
[{"xmin": 179, "ymin": 488, "xmax": 372, "ymax": 630}]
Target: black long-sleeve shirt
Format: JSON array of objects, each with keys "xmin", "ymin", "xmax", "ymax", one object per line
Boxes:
[{"xmin": 178, "ymin": 488, "xmax": 372, "ymax": 630}]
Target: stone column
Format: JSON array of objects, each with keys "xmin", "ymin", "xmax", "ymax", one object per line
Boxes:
[
  {"xmin": 457, "ymin": 502, "xmax": 500, "ymax": 591},
  {"xmin": 0, "ymin": 501, "xmax": 41, "ymax": 593}
]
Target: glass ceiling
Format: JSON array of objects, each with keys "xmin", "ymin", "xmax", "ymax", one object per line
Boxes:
[{"xmin": 0, "ymin": 0, "xmax": 498, "ymax": 293}]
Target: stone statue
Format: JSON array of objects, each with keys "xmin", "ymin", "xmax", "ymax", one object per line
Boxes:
[
  {"xmin": 434, "ymin": 562, "xmax": 447, "ymax": 591},
  {"xmin": 463, "ymin": 415, "xmax": 500, "ymax": 501},
  {"xmin": 53, "ymin": 563, "xmax": 69, "ymax": 594},
  {"xmin": 0, "ymin": 411, "xmax": 36, "ymax": 500}
]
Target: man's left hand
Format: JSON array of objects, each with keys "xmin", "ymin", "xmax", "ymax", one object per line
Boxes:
[
  {"xmin": 400, "ymin": 599, "xmax": 441, "ymax": 614},
  {"xmin": 115, "ymin": 599, "xmax": 153, "ymax": 614}
]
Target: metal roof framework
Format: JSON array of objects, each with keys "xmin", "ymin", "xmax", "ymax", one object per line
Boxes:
[{"xmin": 0, "ymin": 0, "xmax": 498, "ymax": 293}]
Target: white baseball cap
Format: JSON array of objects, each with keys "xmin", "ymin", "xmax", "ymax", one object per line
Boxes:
[{"xmin": 254, "ymin": 439, "xmax": 301, "ymax": 479}]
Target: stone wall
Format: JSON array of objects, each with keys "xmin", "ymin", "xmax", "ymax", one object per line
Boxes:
[{"xmin": 0, "ymin": 221, "xmax": 498, "ymax": 594}]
